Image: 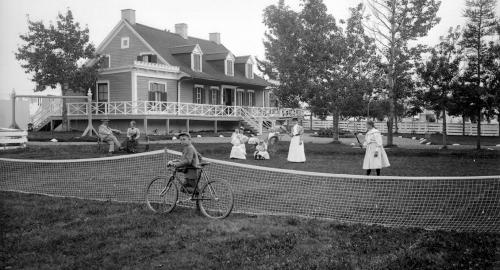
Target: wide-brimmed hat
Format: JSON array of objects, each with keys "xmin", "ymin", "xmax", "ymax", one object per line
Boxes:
[{"xmin": 178, "ymin": 132, "xmax": 191, "ymax": 138}]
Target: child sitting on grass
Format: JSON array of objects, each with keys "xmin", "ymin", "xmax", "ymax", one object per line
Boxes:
[{"xmin": 254, "ymin": 140, "xmax": 270, "ymax": 160}]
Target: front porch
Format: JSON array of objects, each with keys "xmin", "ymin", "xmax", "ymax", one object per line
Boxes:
[{"xmin": 32, "ymin": 100, "xmax": 303, "ymax": 134}]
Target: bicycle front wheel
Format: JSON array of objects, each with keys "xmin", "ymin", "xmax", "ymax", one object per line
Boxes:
[
  {"xmin": 199, "ymin": 180, "xmax": 234, "ymax": 219},
  {"xmin": 145, "ymin": 176, "xmax": 178, "ymax": 213}
]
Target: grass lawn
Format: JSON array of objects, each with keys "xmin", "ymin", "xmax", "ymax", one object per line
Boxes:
[
  {"xmin": 2, "ymin": 142, "xmax": 499, "ymax": 176},
  {"xmin": 1, "ymin": 191, "xmax": 498, "ymax": 270}
]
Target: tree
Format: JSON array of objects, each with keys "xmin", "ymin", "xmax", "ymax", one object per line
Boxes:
[
  {"xmin": 460, "ymin": 0, "xmax": 498, "ymax": 149},
  {"xmin": 416, "ymin": 26, "xmax": 462, "ymax": 148},
  {"xmin": 365, "ymin": 0, "xmax": 441, "ymax": 146},
  {"xmin": 303, "ymin": 2, "xmax": 380, "ymax": 141},
  {"xmin": 16, "ymin": 9, "xmax": 99, "ymax": 131},
  {"xmin": 261, "ymin": 0, "xmax": 306, "ymax": 108}
]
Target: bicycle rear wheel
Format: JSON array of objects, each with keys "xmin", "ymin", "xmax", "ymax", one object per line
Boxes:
[
  {"xmin": 199, "ymin": 180, "xmax": 234, "ymax": 219},
  {"xmin": 145, "ymin": 176, "xmax": 178, "ymax": 213}
]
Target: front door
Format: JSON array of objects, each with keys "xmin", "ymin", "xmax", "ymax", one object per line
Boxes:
[{"xmin": 223, "ymin": 88, "xmax": 233, "ymax": 106}]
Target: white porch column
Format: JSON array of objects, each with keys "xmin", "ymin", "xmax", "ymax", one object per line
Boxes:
[{"xmin": 131, "ymin": 70, "xmax": 137, "ymax": 114}]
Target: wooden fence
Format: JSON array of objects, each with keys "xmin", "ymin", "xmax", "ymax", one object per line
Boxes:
[{"xmin": 302, "ymin": 120, "xmax": 499, "ymax": 136}]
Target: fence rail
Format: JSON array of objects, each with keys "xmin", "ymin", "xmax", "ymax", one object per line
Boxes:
[{"xmin": 303, "ymin": 119, "xmax": 499, "ymax": 136}]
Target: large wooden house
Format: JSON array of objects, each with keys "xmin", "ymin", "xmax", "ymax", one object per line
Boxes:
[{"xmin": 32, "ymin": 9, "xmax": 302, "ymax": 134}]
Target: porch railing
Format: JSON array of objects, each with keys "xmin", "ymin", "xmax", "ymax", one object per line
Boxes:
[{"xmin": 66, "ymin": 101, "xmax": 304, "ymax": 118}]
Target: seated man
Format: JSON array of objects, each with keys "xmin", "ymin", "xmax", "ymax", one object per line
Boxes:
[
  {"xmin": 168, "ymin": 132, "xmax": 202, "ymax": 193},
  {"xmin": 98, "ymin": 119, "xmax": 123, "ymax": 154}
]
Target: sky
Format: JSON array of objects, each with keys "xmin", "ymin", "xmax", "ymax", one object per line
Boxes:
[{"xmin": 0, "ymin": 0, "xmax": 499, "ymax": 100}]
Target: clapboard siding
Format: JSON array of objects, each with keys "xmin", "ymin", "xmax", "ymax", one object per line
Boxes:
[
  {"xmin": 180, "ymin": 81, "xmax": 194, "ymax": 103},
  {"xmin": 100, "ymin": 24, "xmax": 160, "ymax": 67},
  {"xmin": 99, "ymin": 72, "xmax": 131, "ymax": 101},
  {"xmin": 137, "ymin": 76, "xmax": 177, "ymax": 102}
]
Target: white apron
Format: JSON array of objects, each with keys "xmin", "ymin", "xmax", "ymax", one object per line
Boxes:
[
  {"xmin": 287, "ymin": 124, "xmax": 306, "ymax": 162},
  {"xmin": 362, "ymin": 128, "xmax": 390, "ymax": 169},
  {"xmin": 230, "ymin": 133, "xmax": 247, "ymax": 159}
]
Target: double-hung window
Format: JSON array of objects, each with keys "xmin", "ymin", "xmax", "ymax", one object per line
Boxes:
[
  {"xmin": 246, "ymin": 63, "xmax": 253, "ymax": 79},
  {"xmin": 226, "ymin": 59, "xmax": 234, "ymax": 76},
  {"xmin": 193, "ymin": 53, "xmax": 202, "ymax": 72},
  {"xmin": 149, "ymin": 82, "xmax": 167, "ymax": 102},
  {"xmin": 195, "ymin": 86, "xmax": 203, "ymax": 104}
]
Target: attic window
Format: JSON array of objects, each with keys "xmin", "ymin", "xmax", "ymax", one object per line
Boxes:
[
  {"xmin": 100, "ymin": 55, "xmax": 110, "ymax": 69},
  {"xmin": 121, "ymin": 37, "xmax": 129, "ymax": 49},
  {"xmin": 225, "ymin": 59, "xmax": 234, "ymax": 76},
  {"xmin": 138, "ymin": 53, "xmax": 157, "ymax": 63},
  {"xmin": 192, "ymin": 53, "xmax": 202, "ymax": 72},
  {"xmin": 245, "ymin": 63, "xmax": 253, "ymax": 79}
]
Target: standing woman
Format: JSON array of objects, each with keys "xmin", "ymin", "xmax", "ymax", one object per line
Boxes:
[
  {"xmin": 125, "ymin": 120, "xmax": 141, "ymax": 153},
  {"xmin": 287, "ymin": 118, "xmax": 306, "ymax": 162},
  {"xmin": 230, "ymin": 128, "xmax": 248, "ymax": 159},
  {"xmin": 363, "ymin": 120, "xmax": 390, "ymax": 175}
]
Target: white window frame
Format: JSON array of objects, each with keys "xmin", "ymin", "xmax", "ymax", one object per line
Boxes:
[
  {"xmin": 121, "ymin": 37, "xmax": 130, "ymax": 49},
  {"xmin": 148, "ymin": 81, "xmax": 167, "ymax": 102},
  {"xmin": 246, "ymin": 63, "xmax": 254, "ymax": 79},
  {"xmin": 247, "ymin": 90, "xmax": 255, "ymax": 107},
  {"xmin": 101, "ymin": 54, "xmax": 111, "ymax": 69},
  {"xmin": 96, "ymin": 80, "xmax": 110, "ymax": 102},
  {"xmin": 225, "ymin": 53, "xmax": 235, "ymax": 76},
  {"xmin": 236, "ymin": 89, "xmax": 244, "ymax": 106},
  {"xmin": 191, "ymin": 44, "xmax": 203, "ymax": 72},
  {"xmin": 195, "ymin": 86, "xmax": 203, "ymax": 104}
]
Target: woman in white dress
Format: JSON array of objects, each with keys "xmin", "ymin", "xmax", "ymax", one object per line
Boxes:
[
  {"xmin": 287, "ymin": 118, "xmax": 306, "ymax": 162},
  {"xmin": 230, "ymin": 128, "xmax": 248, "ymax": 159},
  {"xmin": 363, "ymin": 120, "xmax": 390, "ymax": 175},
  {"xmin": 254, "ymin": 140, "xmax": 270, "ymax": 160}
]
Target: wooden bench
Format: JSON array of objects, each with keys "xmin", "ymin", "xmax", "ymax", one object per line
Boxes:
[{"xmin": 0, "ymin": 128, "xmax": 28, "ymax": 150}]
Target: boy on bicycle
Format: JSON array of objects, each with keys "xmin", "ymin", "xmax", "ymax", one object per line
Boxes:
[{"xmin": 167, "ymin": 132, "xmax": 202, "ymax": 193}]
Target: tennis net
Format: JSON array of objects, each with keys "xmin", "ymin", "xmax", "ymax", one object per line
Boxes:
[{"xmin": 1, "ymin": 149, "xmax": 499, "ymax": 233}]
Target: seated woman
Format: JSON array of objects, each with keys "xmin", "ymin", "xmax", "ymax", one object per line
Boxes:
[
  {"xmin": 124, "ymin": 121, "xmax": 140, "ymax": 153},
  {"xmin": 254, "ymin": 140, "xmax": 270, "ymax": 160},
  {"xmin": 230, "ymin": 128, "xmax": 248, "ymax": 159}
]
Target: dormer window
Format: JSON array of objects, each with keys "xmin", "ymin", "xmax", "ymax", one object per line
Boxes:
[
  {"xmin": 191, "ymin": 44, "xmax": 203, "ymax": 72},
  {"xmin": 121, "ymin": 37, "xmax": 129, "ymax": 49},
  {"xmin": 245, "ymin": 63, "xmax": 253, "ymax": 79},
  {"xmin": 225, "ymin": 59, "xmax": 234, "ymax": 76},
  {"xmin": 193, "ymin": 53, "xmax": 202, "ymax": 72}
]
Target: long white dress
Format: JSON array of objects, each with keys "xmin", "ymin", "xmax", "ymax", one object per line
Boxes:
[
  {"xmin": 362, "ymin": 128, "xmax": 390, "ymax": 169},
  {"xmin": 287, "ymin": 124, "xmax": 306, "ymax": 162},
  {"xmin": 230, "ymin": 133, "xmax": 248, "ymax": 159}
]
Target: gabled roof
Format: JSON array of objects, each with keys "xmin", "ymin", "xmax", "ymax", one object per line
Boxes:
[
  {"xmin": 204, "ymin": 52, "xmax": 231, "ymax": 61},
  {"xmin": 235, "ymin": 56, "xmax": 252, "ymax": 64},
  {"xmin": 169, "ymin": 44, "xmax": 198, "ymax": 55},
  {"xmin": 131, "ymin": 22, "xmax": 269, "ymax": 87}
]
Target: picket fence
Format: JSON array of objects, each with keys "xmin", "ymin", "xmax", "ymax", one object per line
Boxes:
[{"xmin": 302, "ymin": 120, "xmax": 499, "ymax": 136}]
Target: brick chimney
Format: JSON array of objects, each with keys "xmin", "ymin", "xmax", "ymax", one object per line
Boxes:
[
  {"xmin": 121, "ymin": 9, "xmax": 136, "ymax": 25},
  {"xmin": 175, "ymin": 23, "xmax": 188, "ymax": 39},
  {"xmin": 209, "ymin": 33, "xmax": 221, "ymax": 44}
]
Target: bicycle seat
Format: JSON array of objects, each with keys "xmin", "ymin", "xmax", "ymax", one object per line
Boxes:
[{"xmin": 200, "ymin": 161, "xmax": 211, "ymax": 166}]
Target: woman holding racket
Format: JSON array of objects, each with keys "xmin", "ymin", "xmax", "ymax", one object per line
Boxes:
[{"xmin": 363, "ymin": 120, "xmax": 390, "ymax": 175}]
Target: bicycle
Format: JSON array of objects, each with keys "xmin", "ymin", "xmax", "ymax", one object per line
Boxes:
[{"xmin": 145, "ymin": 161, "xmax": 234, "ymax": 219}]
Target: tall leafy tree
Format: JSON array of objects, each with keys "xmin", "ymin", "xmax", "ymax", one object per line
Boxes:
[
  {"xmin": 460, "ymin": 0, "xmax": 498, "ymax": 149},
  {"xmin": 261, "ymin": 0, "xmax": 305, "ymax": 108},
  {"xmin": 365, "ymin": 0, "xmax": 441, "ymax": 146},
  {"xmin": 416, "ymin": 26, "xmax": 462, "ymax": 148},
  {"xmin": 303, "ymin": 2, "xmax": 380, "ymax": 141},
  {"xmin": 16, "ymin": 9, "xmax": 99, "ymax": 131}
]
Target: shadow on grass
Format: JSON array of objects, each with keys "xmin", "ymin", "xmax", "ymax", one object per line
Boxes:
[{"xmin": 0, "ymin": 191, "xmax": 498, "ymax": 270}]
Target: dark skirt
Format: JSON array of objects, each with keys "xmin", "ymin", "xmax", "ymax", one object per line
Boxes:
[{"xmin": 125, "ymin": 138, "xmax": 138, "ymax": 153}]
